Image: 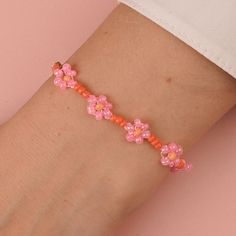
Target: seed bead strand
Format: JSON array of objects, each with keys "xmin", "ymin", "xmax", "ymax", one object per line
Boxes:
[
  {"xmin": 52, "ymin": 62, "xmax": 192, "ymax": 173},
  {"xmin": 74, "ymin": 83, "xmax": 92, "ymax": 98}
]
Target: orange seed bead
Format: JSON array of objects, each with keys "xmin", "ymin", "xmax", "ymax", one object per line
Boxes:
[
  {"xmin": 156, "ymin": 143, "xmax": 162, "ymax": 148},
  {"xmin": 148, "ymin": 135, "xmax": 156, "ymax": 142},
  {"xmin": 116, "ymin": 117, "xmax": 123, "ymax": 123},
  {"xmin": 151, "ymin": 139, "xmax": 159, "ymax": 146},
  {"xmin": 111, "ymin": 114, "xmax": 117, "ymax": 122},
  {"xmin": 82, "ymin": 91, "xmax": 91, "ymax": 98},
  {"xmin": 119, "ymin": 121, "xmax": 127, "ymax": 127}
]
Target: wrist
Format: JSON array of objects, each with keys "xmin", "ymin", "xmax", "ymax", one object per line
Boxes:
[{"xmin": 0, "ymin": 78, "xmax": 149, "ymax": 235}]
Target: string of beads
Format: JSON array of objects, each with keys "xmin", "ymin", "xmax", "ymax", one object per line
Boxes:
[{"xmin": 52, "ymin": 62, "xmax": 192, "ymax": 173}]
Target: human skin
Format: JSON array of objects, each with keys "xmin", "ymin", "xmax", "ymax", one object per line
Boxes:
[{"xmin": 0, "ymin": 3, "xmax": 235, "ymax": 236}]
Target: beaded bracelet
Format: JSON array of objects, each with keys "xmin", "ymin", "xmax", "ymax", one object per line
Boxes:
[{"xmin": 52, "ymin": 62, "xmax": 192, "ymax": 173}]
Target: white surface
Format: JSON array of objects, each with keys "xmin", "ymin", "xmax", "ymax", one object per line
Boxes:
[{"xmin": 119, "ymin": 0, "xmax": 236, "ymax": 79}]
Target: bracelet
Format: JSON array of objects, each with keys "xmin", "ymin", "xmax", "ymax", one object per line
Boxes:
[{"xmin": 52, "ymin": 62, "xmax": 192, "ymax": 173}]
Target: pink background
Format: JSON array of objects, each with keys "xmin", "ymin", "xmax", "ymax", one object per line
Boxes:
[{"xmin": 1, "ymin": 1, "xmax": 235, "ymax": 235}]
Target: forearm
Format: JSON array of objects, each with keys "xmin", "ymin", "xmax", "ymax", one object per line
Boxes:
[
  {"xmin": 0, "ymin": 3, "xmax": 236, "ymax": 236},
  {"xmin": 67, "ymin": 4, "xmax": 236, "ymax": 150}
]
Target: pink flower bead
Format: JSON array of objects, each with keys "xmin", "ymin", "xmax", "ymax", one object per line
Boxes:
[
  {"xmin": 67, "ymin": 79, "xmax": 77, "ymax": 88},
  {"xmin": 54, "ymin": 69, "xmax": 63, "ymax": 77},
  {"xmin": 160, "ymin": 142, "xmax": 192, "ymax": 172},
  {"xmin": 53, "ymin": 63, "xmax": 78, "ymax": 90},
  {"xmin": 62, "ymin": 63, "xmax": 71, "ymax": 72},
  {"xmin": 124, "ymin": 118, "xmax": 151, "ymax": 144},
  {"xmin": 87, "ymin": 95, "xmax": 113, "ymax": 120}
]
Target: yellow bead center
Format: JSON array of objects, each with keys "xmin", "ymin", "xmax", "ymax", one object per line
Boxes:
[
  {"xmin": 95, "ymin": 103, "xmax": 104, "ymax": 111},
  {"xmin": 63, "ymin": 75, "xmax": 71, "ymax": 81},
  {"xmin": 134, "ymin": 128, "xmax": 142, "ymax": 137},
  {"xmin": 168, "ymin": 152, "xmax": 177, "ymax": 160}
]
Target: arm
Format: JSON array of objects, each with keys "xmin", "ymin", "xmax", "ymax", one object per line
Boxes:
[{"xmin": 0, "ymin": 3, "xmax": 235, "ymax": 235}]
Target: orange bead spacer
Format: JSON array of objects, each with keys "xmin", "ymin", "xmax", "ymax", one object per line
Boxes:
[
  {"xmin": 115, "ymin": 116, "xmax": 123, "ymax": 123},
  {"xmin": 148, "ymin": 134, "xmax": 155, "ymax": 142},
  {"xmin": 81, "ymin": 90, "xmax": 91, "ymax": 98},
  {"xmin": 74, "ymin": 84, "xmax": 80, "ymax": 91},
  {"xmin": 157, "ymin": 143, "xmax": 162, "ymax": 148},
  {"xmin": 74, "ymin": 83, "xmax": 84, "ymax": 92},
  {"xmin": 148, "ymin": 134, "xmax": 157, "ymax": 143},
  {"xmin": 110, "ymin": 114, "xmax": 117, "ymax": 122},
  {"xmin": 147, "ymin": 134, "xmax": 162, "ymax": 149},
  {"xmin": 151, "ymin": 139, "xmax": 159, "ymax": 146},
  {"xmin": 117, "ymin": 117, "xmax": 126, "ymax": 127},
  {"xmin": 110, "ymin": 114, "xmax": 127, "ymax": 127},
  {"xmin": 175, "ymin": 159, "xmax": 186, "ymax": 169},
  {"xmin": 154, "ymin": 143, "xmax": 162, "ymax": 149},
  {"xmin": 119, "ymin": 120, "xmax": 127, "ymax": 127},
  {"xmin": 77, "ymin": 86, "xmax": 86, "ymax": 93},
  {"xmin": 74, "ymin": 83, "xmax": 92, "ymax": 99}
]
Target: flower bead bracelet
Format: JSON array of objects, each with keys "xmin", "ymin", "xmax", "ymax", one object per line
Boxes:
[{"xmin": 52, "ymin": 62, "xmax": 192, "ymax": 173}]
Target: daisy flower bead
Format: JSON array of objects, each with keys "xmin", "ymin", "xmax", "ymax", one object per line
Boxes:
[
  {"xmin": 124, "ymin": 118, "xmax": 151, "ymax": 144},
  {"xmin": 160, "ymin": 142, "xmax": 192, "ymax": 172},
  {"xmin": 53, "ymin": 63, "xmax": 78, "ymax": 90},
  {"xmin": 87, "ymin": 95, "xmax": 113, "ymax": 120}
]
